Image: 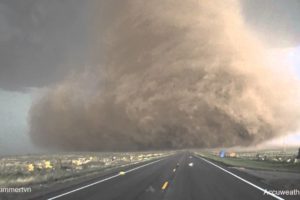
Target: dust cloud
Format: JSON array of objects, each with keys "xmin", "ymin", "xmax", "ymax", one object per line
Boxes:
[{"xmin": 29, "ymin": 0, "xmax": 300, "ymax": 151}]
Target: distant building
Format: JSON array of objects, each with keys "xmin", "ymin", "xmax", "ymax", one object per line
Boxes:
[{"xmin": 297, "ymin": 148, "xmax": 300, "ymax": 159}]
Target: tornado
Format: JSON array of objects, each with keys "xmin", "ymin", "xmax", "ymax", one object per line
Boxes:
[{"xmin": 29, "ymin": 0, "xmax": 300, "ymax": 151}]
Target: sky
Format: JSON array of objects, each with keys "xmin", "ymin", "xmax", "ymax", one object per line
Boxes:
[
  {"xmin": 0, "ymin": 0, "xmax": 300, "ymax": 154},
  {"xmin": 0, "ymin": 89, "xmax": 40, "ymax": 154}
]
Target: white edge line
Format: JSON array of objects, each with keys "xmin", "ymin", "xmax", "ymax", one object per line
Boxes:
[
  {"xmin": 48, "ymin": 158, "xmax": 165, "ymax": 200},
  {"xmin": 196, "ymin": 156, "xmax": 284, "ymax": 200}
]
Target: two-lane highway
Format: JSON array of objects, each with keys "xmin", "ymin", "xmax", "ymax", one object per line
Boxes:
[{"xmin": 40, "ymin": 153, "xmax": 289, "ymax": 200}]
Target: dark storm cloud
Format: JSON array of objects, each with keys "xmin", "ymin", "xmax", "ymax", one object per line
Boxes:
[
  {"xmin": 0, "ymin": 0, "xmax": 88, "ymax": 91},
  {"xmin": 242, "ymin": 0, "xmax": 300, "ymax": 47},
  {"xmin": 1, "ymin": 0, "xmax": 300, "ymax": 91}
]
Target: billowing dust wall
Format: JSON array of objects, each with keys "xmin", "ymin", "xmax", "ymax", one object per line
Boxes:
[{"xmin": 29, "ymin": 0, "xmax": 300, "ymax": 151}]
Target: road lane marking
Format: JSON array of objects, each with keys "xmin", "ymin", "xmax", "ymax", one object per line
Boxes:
[
  {"xmin": 48, "ymin": 158, "xmax": 166, "ymax": 200},
  {"xmin": 196, "ymin": 156, "xmax": 284, "ymax": 200},
  {"xmin": 173, "ymin": 168, "xmax": 176, "ymax": 172},
  {"xmin": 161, "ymin": 181, "xmax": 169, "ymax": 190}
]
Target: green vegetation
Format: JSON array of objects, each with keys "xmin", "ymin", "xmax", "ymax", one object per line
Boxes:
[{"xmin": 0, "ymin": 152, "xmax": 169, "ymax": 187}]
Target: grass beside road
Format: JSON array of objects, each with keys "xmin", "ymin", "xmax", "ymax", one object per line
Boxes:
[
  {"xmin": 0, "ymin": 151, "xmax": 171, "ymax": 188},
  {"xmin": 196, "ymin": 151, "xmax": 300, "ymax": 173}
]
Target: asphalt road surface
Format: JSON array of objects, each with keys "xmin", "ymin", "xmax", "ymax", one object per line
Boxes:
[{"xmin": 40, "ymin": 153, "xmax": 292, "ymax": 200}]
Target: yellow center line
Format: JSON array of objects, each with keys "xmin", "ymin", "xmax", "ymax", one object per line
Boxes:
[{"xmin": 161, "ymin": 181, "xmax": 169, "ymax": 190}]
